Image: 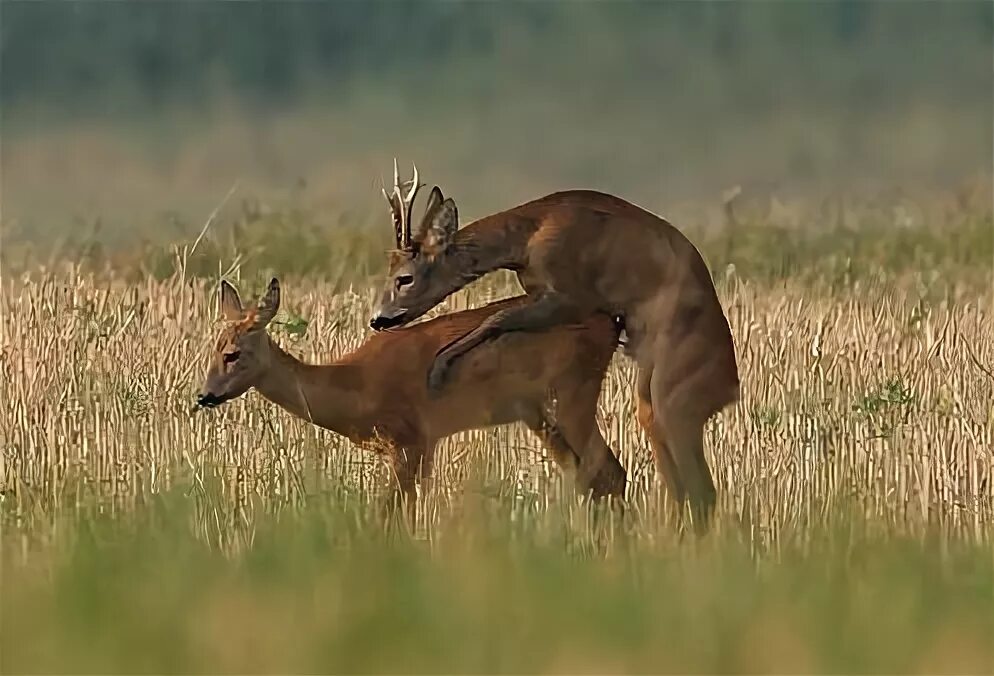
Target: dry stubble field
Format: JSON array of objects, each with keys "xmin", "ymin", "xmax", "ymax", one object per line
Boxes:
[{"xmin": 1, "ymin": 188, "xmax": 993, "ymax": 673}]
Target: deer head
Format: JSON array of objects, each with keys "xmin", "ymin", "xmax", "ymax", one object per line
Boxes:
[
  {"xmin": 371, "ymin": 160, "xmax": 462, "ymax": 331},
  {"xmin": 197, "ymin": 278, "xmax": 280, "ymax": 408}
]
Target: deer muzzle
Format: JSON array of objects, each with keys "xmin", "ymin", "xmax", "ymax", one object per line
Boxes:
[
  {"xmin": 196, "ymin": 392, "xmax": 226, "ymax": 409},
  {"xmin": 369, "ymin": 311, "xmax": 407, "ymax": 331}
]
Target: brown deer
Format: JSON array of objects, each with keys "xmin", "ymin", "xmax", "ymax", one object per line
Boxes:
[
  {"xmin": 370, "ymin": 162, "xmax": 739, "ymax": 532},
  {"xmin": 196, "ymin": 278, "xmax": 627, "ymax": 512}
]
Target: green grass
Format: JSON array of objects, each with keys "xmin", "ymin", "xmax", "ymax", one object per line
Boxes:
[{"xmin": 5, "ymin": 488, "xmax": 993, "ymax": 674}]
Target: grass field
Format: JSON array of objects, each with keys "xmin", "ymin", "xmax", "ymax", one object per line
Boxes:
[{"xmin": 2, "ymin": 185, "xmax": 993, "ymax": 673}]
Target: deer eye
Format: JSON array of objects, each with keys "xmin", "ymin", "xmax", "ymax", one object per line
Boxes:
[
  {"xmin": 223, "ymin": 350, "xmax": 240, "ymax": 364},
  {"xmin": 395, "ymin": 274, "xmax": 414, "ymax": 291}
]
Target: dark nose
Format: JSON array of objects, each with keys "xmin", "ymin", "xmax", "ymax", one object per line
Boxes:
[
  {"xmin": 370, "ymin": 312, "xmax": 404, "ymax": 331},
  {"xmin": 196, "ymin": 392, "xmax": 222, "ymax": 409}
]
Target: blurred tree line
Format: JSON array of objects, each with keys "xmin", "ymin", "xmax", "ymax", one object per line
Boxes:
[{"xmin": 2, "ymin": 1, "xmax": 990, "ymax": 116}]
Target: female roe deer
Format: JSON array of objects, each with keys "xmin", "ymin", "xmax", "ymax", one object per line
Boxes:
[
  {"xmin": 370, "ymin": 163, "xmax": 739, "ymax": 532},
  {"xmin": 197, "ymin": 278, "xmax": 627, "ymax": 510}
]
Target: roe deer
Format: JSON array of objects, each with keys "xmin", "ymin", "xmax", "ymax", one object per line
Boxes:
[
  {"xmin": 370, "ymin": 162, "xmax": 739, "ymax": 532},
  {"xmin": 197, "ymin": 278, "xmax": 627, "ymax": 510}
]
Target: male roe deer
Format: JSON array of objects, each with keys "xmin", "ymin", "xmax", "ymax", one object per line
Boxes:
[
  {"xmin": 370, "ymin": 162, "xmax": 739, "ymax": 532},
  {"xmin": 197, "ymin": 278, "xmax": 627, "ymax": 510}
]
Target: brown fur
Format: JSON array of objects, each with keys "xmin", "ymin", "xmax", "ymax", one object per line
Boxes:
[
  {"xmin": 372, "ymin": 185, "xmax": 739, "ymax": 532},
  {"xmin": 199, "ymin": 280, "xmax": 627, "ymax": 514}
]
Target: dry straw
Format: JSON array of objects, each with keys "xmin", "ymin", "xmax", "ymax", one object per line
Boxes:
[{"xmin": 2, "ymin": 260, "xmax": 991, "ymax": 546}]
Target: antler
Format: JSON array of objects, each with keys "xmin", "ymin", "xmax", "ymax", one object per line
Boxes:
[{"xmin": 381, "ymin": 158, "xmax": 423, "ymax": 249}]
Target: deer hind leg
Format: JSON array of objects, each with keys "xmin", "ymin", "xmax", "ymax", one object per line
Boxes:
[
  {"xmin": 524, "ymin": 411, "xmax": 581, "ymax": 477},
  {"xmin": 544, "ymin": 380, "xmax": 627, "ymax": 500},
  {"xmin": 648, "ymin": 361, "xmax": 720, "ymax": 535},
  {"xmin": 527, "ymin": 410, "xmax": 626, "ymax": 500},
  {"xmin": 581, "ymin": 432, "xmax": 628, "ymax": 502},
  {"xmin": 636, "ymin": 363, "xmax": 689, "ymax": 529},
  {"xmin": 636, "ymin": 365, "xmax": 685, "ymax": 502}
]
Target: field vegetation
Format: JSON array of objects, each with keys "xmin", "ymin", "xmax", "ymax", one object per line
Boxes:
[{"xmin": 2, "ymin": 182, "xmax": 993, "ymax": 673}]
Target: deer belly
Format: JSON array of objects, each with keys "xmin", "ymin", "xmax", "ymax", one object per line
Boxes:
[
  {"xmin": 443, "ymin": 351, "xmax": 545, "ymax": 423},
  {"xmin": 429, "ymin": 392, "xmax": 533, "ymax": 438},
  {"xmin": 484, "ymin": 400, "xmax": 533, "ymax": 426}
]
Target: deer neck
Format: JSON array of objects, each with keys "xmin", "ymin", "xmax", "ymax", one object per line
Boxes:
[
  {"xmin": 448, "ymin": 213, "xmax": 536, "ymax": 279},
  {"xmin": 253, "ymin": 337, "xmax": 366, "ymax": 437}
]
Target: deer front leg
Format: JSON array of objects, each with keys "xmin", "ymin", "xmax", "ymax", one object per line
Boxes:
[
  {"xmin": 426, "ymin": 292, "xmax": 586, "ymax": 394},
  {"xmin": 382, "ymin": 446, "xmax": 421, "ymax": 528},
  {"xmin": 417, "ymin": 443, "xmax": 437, "ymax": 499}
]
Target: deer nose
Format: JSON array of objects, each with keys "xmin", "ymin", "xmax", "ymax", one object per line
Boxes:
[
  {"xmin": 196, "ymin": 392, "xmax": 223, "ymax": 409},
  {"xmin": 370, "ymin": 308, "xmax": 406, "ymax": 331},
  {"xmin": 370, "ymin": 314, "xmax": 395, "ymax": 331}
]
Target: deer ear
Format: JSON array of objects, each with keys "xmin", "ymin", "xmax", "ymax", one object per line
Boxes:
[
  {"xmin": 418, "ymin": 197, "xmax": 458, "ymax": 258},
  {"xmin": 219, "ymin": 280, "xmax": 243, "ymax": 320},
  {"xmin": 252, "ymin": 278, "xmax": 281, "ymax": 330},
  {"xmin": 412, "ymin": 185, "xmax": 444, "ymax": 243}
]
